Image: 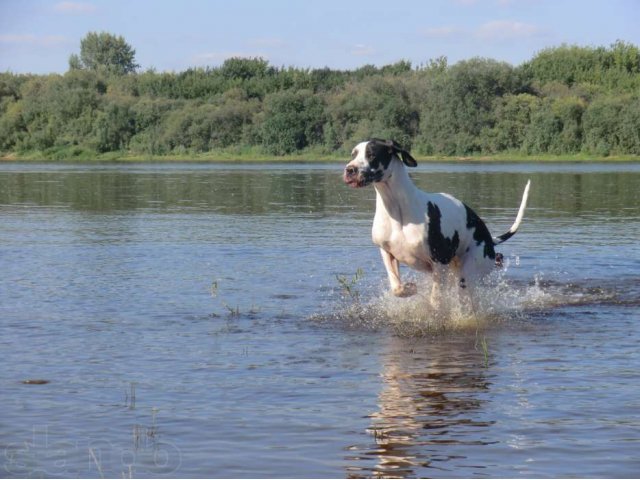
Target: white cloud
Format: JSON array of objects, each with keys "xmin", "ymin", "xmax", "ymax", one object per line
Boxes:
[
  {"xmin": 0, "ymin": 34, "xmax": 67, "ymax": 47},
  {"xmin": 0, "ymin": 34, "xmax": 32, "ymax": 43},
  {"xmin": 420, "ymin": 20, "xmax": 544, "ymax": 43},
  {"xmin": 247, "ymin": 37, "xmax": 285, "ymax": 49},
  {"xmin": 476, "ymin": 20, "xmax": 543, "ymax": 40},
  {"xmin": 451, "ymin": 0, "xmax": 536, "ymax": 6},
  {"xmin": 54, "ymin": 2, "xmax": 97, "ymax": 13},
  {"xmin": 421, "ymin": 26, "xmax": 463, "ymax": 38},
  {"xmin": 351, "ymin": 44, "xmax": 375, "ymax": 56}
]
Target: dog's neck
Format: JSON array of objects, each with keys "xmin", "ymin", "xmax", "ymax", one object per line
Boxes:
[{"xmin": 373, "ymin": 159, "xmax": 421, "ymax": 223}]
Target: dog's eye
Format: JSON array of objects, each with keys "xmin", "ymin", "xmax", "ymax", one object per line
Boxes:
[{"xmin": 351, "ymin": 149, "xmax": 358, "ymax": 160}]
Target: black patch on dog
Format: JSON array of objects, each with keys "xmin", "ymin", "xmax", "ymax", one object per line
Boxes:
[
  {"xmin": 365, "ymin": 140, "xmax": 394, "ymax": 171},
  {"xmin": 464, "ymin": 204, "xmax": 496, "ymax": 259},
  {"xmin": 362, "ymin": 169, "xmax": 384, "ymax": 184},
  {"xmin": 364, "ymin": 138, "xmax": 417, "ymax": 173},
  {"xmin": 427, "ymin": 202, "xmax": 460, "ymax": 264}
]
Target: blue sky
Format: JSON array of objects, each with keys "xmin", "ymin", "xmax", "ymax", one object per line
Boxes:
[{"xmin": 1, "ymin": 0, "xmax": 639, "ymax": 73}]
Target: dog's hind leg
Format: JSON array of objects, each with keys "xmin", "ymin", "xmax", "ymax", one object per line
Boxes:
[
  {"xmin": 459, "ymin": 253, "xmax": 495, "ymax": 315},
  {"xmin": 429, "ymin": 264, "xmax": 451, "ymax": 307}
]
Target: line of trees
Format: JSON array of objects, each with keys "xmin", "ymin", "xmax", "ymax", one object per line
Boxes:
[{"xmin": 1, "ymin": 32, "xmax": 640, "ymax": 159}]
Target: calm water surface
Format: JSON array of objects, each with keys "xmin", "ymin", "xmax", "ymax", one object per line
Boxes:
[{"xmin": 1, "ymin": 162, "xmax": 639, "ymax": 478}]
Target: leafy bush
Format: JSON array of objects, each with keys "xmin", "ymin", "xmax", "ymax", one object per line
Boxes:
[
  {"xmin": 261, "ymin": 90, "xmax": 325, "ymax": 154},
  {"xmin": 2, "ymin": 34, "xmax": 640, "ymax": 158}
]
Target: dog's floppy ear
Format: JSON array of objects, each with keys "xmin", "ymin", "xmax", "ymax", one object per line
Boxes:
[
  {"xmin": 398, "ymin": 148, "xmax": 418, "ymax": 168},
  {"xmin": 386, "ymin": 139, "xmax": 418, "ymax": 168}
]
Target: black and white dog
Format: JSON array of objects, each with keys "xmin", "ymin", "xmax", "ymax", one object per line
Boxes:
[{"xmin": 344, "ymin": 139, "xmax": 530, "ymax": 299}]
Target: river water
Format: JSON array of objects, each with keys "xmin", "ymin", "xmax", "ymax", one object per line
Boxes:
[{"xmin": 1, "ymin": 162, "xmax": 639, "ymax": 478}]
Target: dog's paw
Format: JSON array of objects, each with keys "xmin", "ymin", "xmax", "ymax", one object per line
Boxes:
[{"xmin": 393, "ymin": 282, "xmax": 417, "ymax": 298}]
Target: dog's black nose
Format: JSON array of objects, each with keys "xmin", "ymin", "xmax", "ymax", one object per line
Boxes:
[{"xmin": 345, "ymin": 166, "xmax": 357, "ymax": 176}]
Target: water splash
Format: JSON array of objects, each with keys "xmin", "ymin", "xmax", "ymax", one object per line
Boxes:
[
  {"xmin": 315, "ymin": 270, "xmax": 623, "ymax": 336},
  {"xmin": 328, "ymin": 274, "xmax": 512, "ymax": 335}
]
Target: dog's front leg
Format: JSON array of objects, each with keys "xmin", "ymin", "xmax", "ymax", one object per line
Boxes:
[{"xmin": 380, "ymin": 249, "xmax": 417, "ymax": 297}]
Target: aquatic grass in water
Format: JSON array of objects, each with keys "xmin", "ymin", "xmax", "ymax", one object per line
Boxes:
[{"xmin": 336, "ymin": 268, "xmax": 365, "ymax": 302}]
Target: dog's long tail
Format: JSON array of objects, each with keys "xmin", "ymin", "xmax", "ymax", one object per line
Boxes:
[{"xmin": 493, "ymin": 180, "xmax": 531, "ymax": 245}]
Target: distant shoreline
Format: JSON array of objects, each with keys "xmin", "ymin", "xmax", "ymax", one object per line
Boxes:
[{"xmin": 2, "ymin": 151, "xmax": 639, "ymax": 163}]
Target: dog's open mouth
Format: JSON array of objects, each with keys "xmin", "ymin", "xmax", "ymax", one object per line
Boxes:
[
  {"xmin": 344, "ymin": 172, "xmax": 380, "ymax": 188},
  {"xmin": 345, "ymin": 177, "xmax": 365, "ymax": 188},
  {"xmin": 343, "ymin": 172, "xmax": 365, "ymax": 188}
]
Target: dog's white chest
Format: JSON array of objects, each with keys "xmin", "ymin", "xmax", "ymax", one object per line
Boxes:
[{"xmin": 372, "ymin": 219, "xmax": 433, "ymax": 272}]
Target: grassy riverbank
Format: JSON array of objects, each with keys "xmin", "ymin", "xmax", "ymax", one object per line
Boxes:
[{"xmin": 2, "ymin": 148, "xmax": 639, "ymax": 163}]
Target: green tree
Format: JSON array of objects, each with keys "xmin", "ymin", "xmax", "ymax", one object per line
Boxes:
[
  {"xmin": 325, "ymin": 76, "xmax": 418, "ymax": 151},
  {"xmin": 523, "ymin": 42, "xmax": 640, "ymax": 90},
  {"xmin": 220, "ymin": 57, "xmax": 273, "ymax": 81},
  {"xmin": 618, "ymin": 98, "xmax": 640, "ymax": 154},
  {"xmin": 581, "ymin": 96, "xmax": 639, "ymax": 155},
  {"xmin": 610, "ymin": 40, "xmax": 640, "ymax": 73},
  {"xmin": 260, "ymin": 89, "xmax": 325, "ymax": 155},
  {"xmin": 155, "ymin": 90, "xmax": 260, "ymax": 153},
  {"xmin": 418, "ymin": 58, "xmax": 526, "ymax": 155},
  {"xmin": 520, "ymin": 96, "xmax": 585, "ymax": 155},
  {"xmin": 3, "ymin": 40, "xmax": 640, "ymax": 159},
  {"xmin": 70, "ymin": 32, "xmax": 139, "ymax": 75},
  {"xmin": 92, "ymin": 99, "xmax": 136, "ymax": 152},
  {"xmin": 481, "ymin": 93, "xmax": 541, "ymax": 153},
  {"xmin": 0, "ymin": 100, "xmax": 25, "ymax": 150},
  {"xmin": 551, "ymin": 96, "xmax": 586, "ymax": 153}
]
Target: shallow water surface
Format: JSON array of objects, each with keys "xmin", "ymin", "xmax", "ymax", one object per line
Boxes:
[{"xmin": 1, "ymin": 162, "xmax": 639, "ymax": 478}]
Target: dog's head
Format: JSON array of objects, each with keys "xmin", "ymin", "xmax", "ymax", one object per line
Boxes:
[{"xmin": 344, "ymin": 138, "xmax": 417, "ymax": 188}]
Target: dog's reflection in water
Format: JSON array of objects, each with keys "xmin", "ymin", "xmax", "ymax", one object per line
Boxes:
[{"xmin": 347, "ymin": 335, "xmax": 495, "ymax": 478}]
